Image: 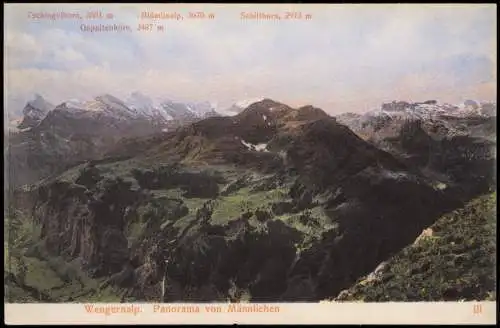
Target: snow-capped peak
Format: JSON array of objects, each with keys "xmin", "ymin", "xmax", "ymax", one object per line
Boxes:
[
  {"xmin": 17, "ymin": 94, "xmax": 55, "ymax": 129},
  {"xmin": 94, "ymin": 94, "xmax": 131, "ymax": 111},
  {"xmin": 54, "ymin": 94, "xmax": 138, "ymax": 121},
  {"xmin": 27, "ymin": 94, "xmax": 54, "ymax": 112},
  {"xmin": 157, "ymin": 99, "xmax": 219, "ymax": 120},
  {"xmin": 127, "ymin": 91, "xmax": 155, "ymax": 108},
  {"xmin": 125, "ymin": 92, "xmax": 159, "ymax": 118},
  {"xmin": 215, "ymin": 108, "xmax": 239, "ymax": 117},
  {"xmin": 363, "ymin": 99, "xmax": 495, "ymax": 123},
  {"xmin": 188, "ymin": 101, "xmax": 215, "ymax": 116},
  {"xmin": 221, "ymin": 97, "xmax": 266, "ymax": 116},
  {"xmin": 64, "ymin": 98, "xmax": 87, "ymax": 110},
  {"xmin": 235, "ymin": 97, "xmax": 265, "ymax": 109}
]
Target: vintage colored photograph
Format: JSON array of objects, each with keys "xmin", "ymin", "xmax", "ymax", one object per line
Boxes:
[{"xmin": 4, "ymin": 3, "xmax": 496, "ymax": 308}]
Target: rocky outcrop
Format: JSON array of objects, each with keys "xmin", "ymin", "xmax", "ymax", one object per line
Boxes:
[
  {"xmin": 17, "ymin": 95, "xmax": 54, "ymax": 130},
  {"xmin": 32, "ymin": 173, "xmax": 140, "ymax": 277},
  {"xmin": 381, "ymin": 101, "xmax": 412, "ymax": 112}
]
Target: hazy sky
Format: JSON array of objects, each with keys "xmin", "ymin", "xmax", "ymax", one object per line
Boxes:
[{"xmin": 4, "ymin": 3, "xmax": 497, "ymax": 116}]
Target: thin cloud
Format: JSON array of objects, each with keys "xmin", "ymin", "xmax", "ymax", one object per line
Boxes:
[{"xmin": 4, "ymin": 3, "xmax": 497, "ymax": 114}]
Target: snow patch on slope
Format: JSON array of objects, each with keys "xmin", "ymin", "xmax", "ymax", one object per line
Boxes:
[
  {"xmin": 64, "ymin": 99, "xmax": 87, "ymax": 110},
  {"xmin": 378, "ymin": 168, "xmax": 419, "ymax": 182},
  {"xmin": 254, "ymin": 143, "xmax": 269, "ymax": 152},
  {"xmin": 241, "ymin": 139, "xmax": 269, "ymax": 152}
]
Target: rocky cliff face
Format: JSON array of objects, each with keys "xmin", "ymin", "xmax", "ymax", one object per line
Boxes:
[{"xmin": 33, "ymin": 177, "xmax": 135, "ymax": 275}]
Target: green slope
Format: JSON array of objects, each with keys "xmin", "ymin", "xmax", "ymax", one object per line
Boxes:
[{"xmin": 334, "ymin": 192, "xmax": 497, "ymax": 302}]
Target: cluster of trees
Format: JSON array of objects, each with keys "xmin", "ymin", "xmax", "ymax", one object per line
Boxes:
[
  {"xmin": 131, "ymin": 165, "xmax": 220, "ymax": 198},
  {"xmin": 75, "ymin": 163, "xmax": 102, "ymax": 189},
  {"xmin": 6, "ymin": 209, "xmax": 29, "ymax": 287}
]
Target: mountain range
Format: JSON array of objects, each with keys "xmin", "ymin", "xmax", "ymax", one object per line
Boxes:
[
  {"xmin": 5, "ymin": 95, "xmax": 496, "ymax": 303},
  {"xmin": 8, "ymin": 93, "xmax": 261, "ymax": 133},
  {"xmin": 6, "ymin": 93, "xmax": 242, "ymax": 187}
]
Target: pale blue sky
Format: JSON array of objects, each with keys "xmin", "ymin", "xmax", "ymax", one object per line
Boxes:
[{"xmin": 4, "ymin": 3, "xmax": 497, "ymax": 116}]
